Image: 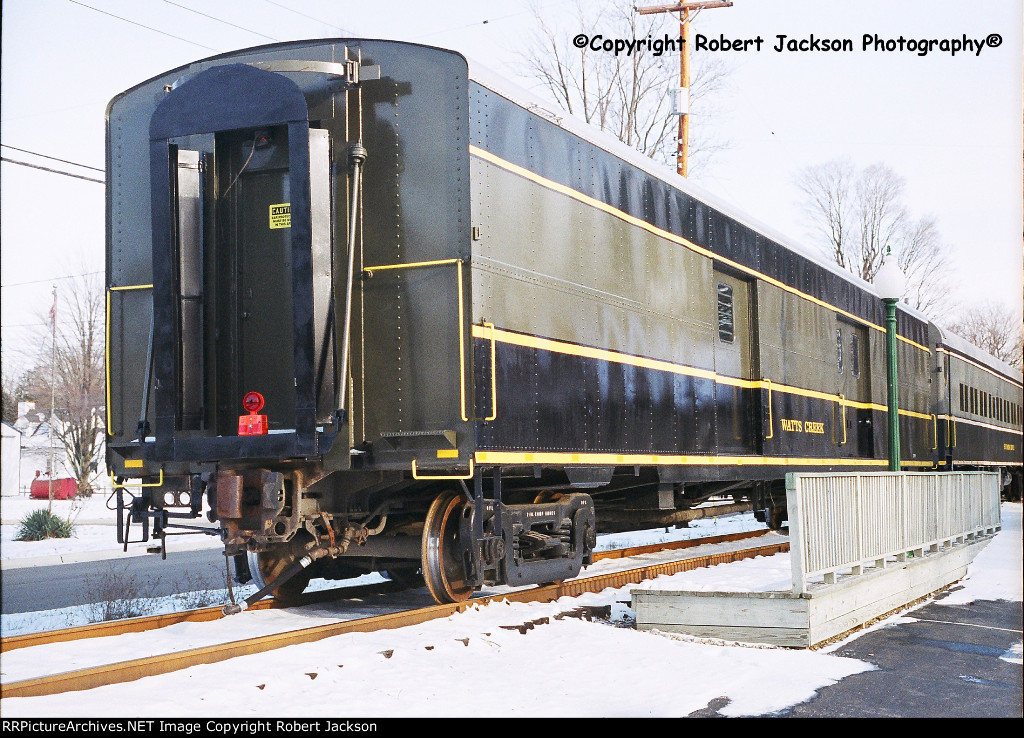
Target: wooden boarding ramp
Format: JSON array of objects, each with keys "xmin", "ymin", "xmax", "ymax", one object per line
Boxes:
[{"xmin": 632, "ymin": 472, "xmax": 1001, "ymax": 647}]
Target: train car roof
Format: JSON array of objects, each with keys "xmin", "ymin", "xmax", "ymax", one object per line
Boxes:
[
  {"xmin": 933, "ymin": 324, "xmax": 1023, "ymax": 383},
  {"xmin": 467, "ymin": 61, "xmax": 942, "ymax": 311}
]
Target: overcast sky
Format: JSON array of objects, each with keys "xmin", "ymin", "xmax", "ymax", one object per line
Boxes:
[{"xmin": 2, "ymin": 0, "xmax": 1021, "ymax": 379}]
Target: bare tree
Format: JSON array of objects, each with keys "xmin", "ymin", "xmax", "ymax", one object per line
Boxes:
[
  {"xmin": 21, "ymin": 273, "xmax": 106, "ymax": 494},
  {"xmin": 945, "ymin": 302, "xmax": 1024, "ymax": 370},
  {"xmin": 796, "ymin": 159, "xmax": 954, "ymax": 318},
  {"xmin": 2, "ymin": 374, "xmax": 20, "ymax": 424},
  {"xmin": 520, "ymin": 0, "xmax": 730, "ymax": 173}
]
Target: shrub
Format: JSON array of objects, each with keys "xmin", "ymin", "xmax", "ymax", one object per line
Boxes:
[
  {"xmin": 87, "ymin": 564, "xmax": 158, "ymax": 622},
  {"xmin": 15, "ymin": 509, "xmax": 75, "ymax": 541}
]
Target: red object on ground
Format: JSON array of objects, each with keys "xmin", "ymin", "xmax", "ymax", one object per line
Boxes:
[{"xmin": 30, "ymin": 477, "xmax": 78, "ymax": 500}]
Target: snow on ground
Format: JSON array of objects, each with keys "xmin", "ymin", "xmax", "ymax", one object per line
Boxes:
[
  {"xmin": 0, "ymin": 503, "xmax": 1018, "ymax": 717},
  {"xmin": 0, "ymin": 489, "xmax": 221, "ymax": 563},
  {"xmin": 0, "ymin": 503, "xmax": 1015, "ymax": 716}
]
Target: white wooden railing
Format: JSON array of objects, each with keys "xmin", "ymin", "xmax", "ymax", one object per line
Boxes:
[{"xmin": 786, "ymin": 472, "xmax": 1001, "ymax": 594}]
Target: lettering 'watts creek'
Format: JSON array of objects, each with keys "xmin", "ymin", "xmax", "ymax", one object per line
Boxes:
[{"xmin": 781, "ymin": 419, "xmax": 826, "ymax": 434}]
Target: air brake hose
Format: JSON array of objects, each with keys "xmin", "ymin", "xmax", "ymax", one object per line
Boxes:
[
  {"xmin": 222, "ymin": 554, "xmax": 315, "ymax": 615},
  {"xmin": 221, "ymin": 527, "xmax": 359, "ymax": 615}
]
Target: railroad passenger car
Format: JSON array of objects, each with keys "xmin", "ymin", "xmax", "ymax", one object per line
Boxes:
[{"xmin": 105, "ymin": 39, "xmax": 1023, "ymax": 604}]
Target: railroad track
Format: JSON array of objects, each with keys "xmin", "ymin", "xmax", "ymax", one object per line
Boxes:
[{"xmin": 0, "ymin": 528, "xmax": 787, "ymax": 699}]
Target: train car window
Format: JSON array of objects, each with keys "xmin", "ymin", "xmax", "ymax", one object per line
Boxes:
[
  {"xmin": 959, "ymin": 383, "xmax": 965, "ymax": 412},
  {"xmin": 835, "ymin": 329, "xmax": 843, "ymax": 374},
  {"xmin": 850, "ymin": 334, "xmax": 860, "ymax": 378},
  {"xmin": 717, "ymin": 283, "xmax": 734, "ymax": 343}
]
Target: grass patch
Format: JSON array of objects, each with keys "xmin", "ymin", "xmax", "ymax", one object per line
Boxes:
[{"xmin": 15, "ymin": 508, "xmax": 76, "ymax": 541}]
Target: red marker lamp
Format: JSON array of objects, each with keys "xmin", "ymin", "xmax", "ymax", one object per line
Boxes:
[{"xmin": 238, "ymin": 391, "xmax": 269, "ymax": 436}]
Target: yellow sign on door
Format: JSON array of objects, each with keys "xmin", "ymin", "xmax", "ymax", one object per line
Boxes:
[{"xmin": 269, "ymin": 203, "xmax": 291, "ymax": 229}]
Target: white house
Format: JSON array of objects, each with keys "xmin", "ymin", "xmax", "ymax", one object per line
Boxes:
[{"xmin": 1, "ymin": 421, "xmax": 22, "ymax": 496}]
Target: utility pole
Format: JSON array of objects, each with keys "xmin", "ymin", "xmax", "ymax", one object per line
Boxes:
[
  {"xmin": 635, "ymin": 1, "xmax": 732, "ymax": 177},
  {"xmin": 48, "ymin": 284, "xmax": 57, "ymax": 513}
]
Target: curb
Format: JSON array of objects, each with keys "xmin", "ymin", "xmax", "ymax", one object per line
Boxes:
[{"xmin": 1, "ymin": 537, "xmax": 223, "ymax": 570}]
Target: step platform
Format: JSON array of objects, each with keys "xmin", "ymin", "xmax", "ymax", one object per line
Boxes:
[{"xmin": 631, "ymin": 534, "xmax": 995, "ymax": 648}]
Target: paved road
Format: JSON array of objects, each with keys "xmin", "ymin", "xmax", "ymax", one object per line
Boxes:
[
  {"xmin": 1, "ymin": 548, "xmax": 228, "ymax": 614},
  {"xmin": 782, "ymin": 597, "xmax": 1023, "ymax": 718},
  {"xmin": 689, "ymin": 590, "xmax": 1023, "ymax": 718}
]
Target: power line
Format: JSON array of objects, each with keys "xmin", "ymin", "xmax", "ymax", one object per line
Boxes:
[
  {"xmin": 66, "ymin": 0, "xmax": 222, "ymax": 53},
  {"xmin": 162, "ymin": 1, "xmax": 279, "ymax": 42},
  {"xmin": 416, "ymin": 11, "xmax": 535, "ymax": 39},
  {"xmin": 262, "ymin": 0, "xmax": 346, "ymax": 33},
  {"xmin": 0, "ymin": 144, "xmax": 103, "ymax": 173},
  {"xmin": 2, "ymin": 271, "xmax": 104, "ymax": 290},
  {"xmin": 0, "ymin": 157, "xmax": 105, "ymax": 184}
]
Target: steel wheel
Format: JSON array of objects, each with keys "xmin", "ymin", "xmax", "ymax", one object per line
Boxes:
[
  {"xmin": 421, "ymin": 490, "xmax": 474, "ymax": 604},
  {"xmin": 247, "ymin": 540, "xmax": 313, "ymax": 603},
  {"xmin": 533, "ymin": 490, "xmax": 563, "ymax": 503}
]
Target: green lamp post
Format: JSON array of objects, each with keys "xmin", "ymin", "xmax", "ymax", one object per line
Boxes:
[{"xmin": 874, "ymin": 251, "xmax": 907, "ymax": 472}]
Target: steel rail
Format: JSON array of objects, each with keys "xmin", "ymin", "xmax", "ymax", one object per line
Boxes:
[
  {"xmin": 2, "ymin": 529, "xmax": 770, "ymax": 654},
  {"xmin": 0, "ymin": 531, "xmax": 785, "ymax": 699},
  {"xmin": 0, "ymin": 579, "xmax": 399, "ymax": 653}
]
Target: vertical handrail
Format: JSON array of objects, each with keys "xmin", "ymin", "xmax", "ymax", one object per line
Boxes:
[
  {"xmin": 484, "ymin": 321, "xmax": 498, "ymax": 421},
  {"xmin": 336, "ymin": 143, "xmax": 367, "ymax": 426},
  {"xmin": 840, "ymin": 394, "xmax": 847, "ymax": 445}
]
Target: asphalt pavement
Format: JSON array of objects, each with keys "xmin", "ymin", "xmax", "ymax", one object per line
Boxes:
[
  {"xmin": 1, "ymin": 547, "xmax": 227, "ymax": 614},
  {"xmin": 780, "ymin": 594, "xmax": 1022, "ymax": 718}
]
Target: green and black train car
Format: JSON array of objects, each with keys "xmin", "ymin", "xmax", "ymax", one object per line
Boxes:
[{"xmin": 105, "ymin": 39, "xmax": 1023, "ymax": 604}]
